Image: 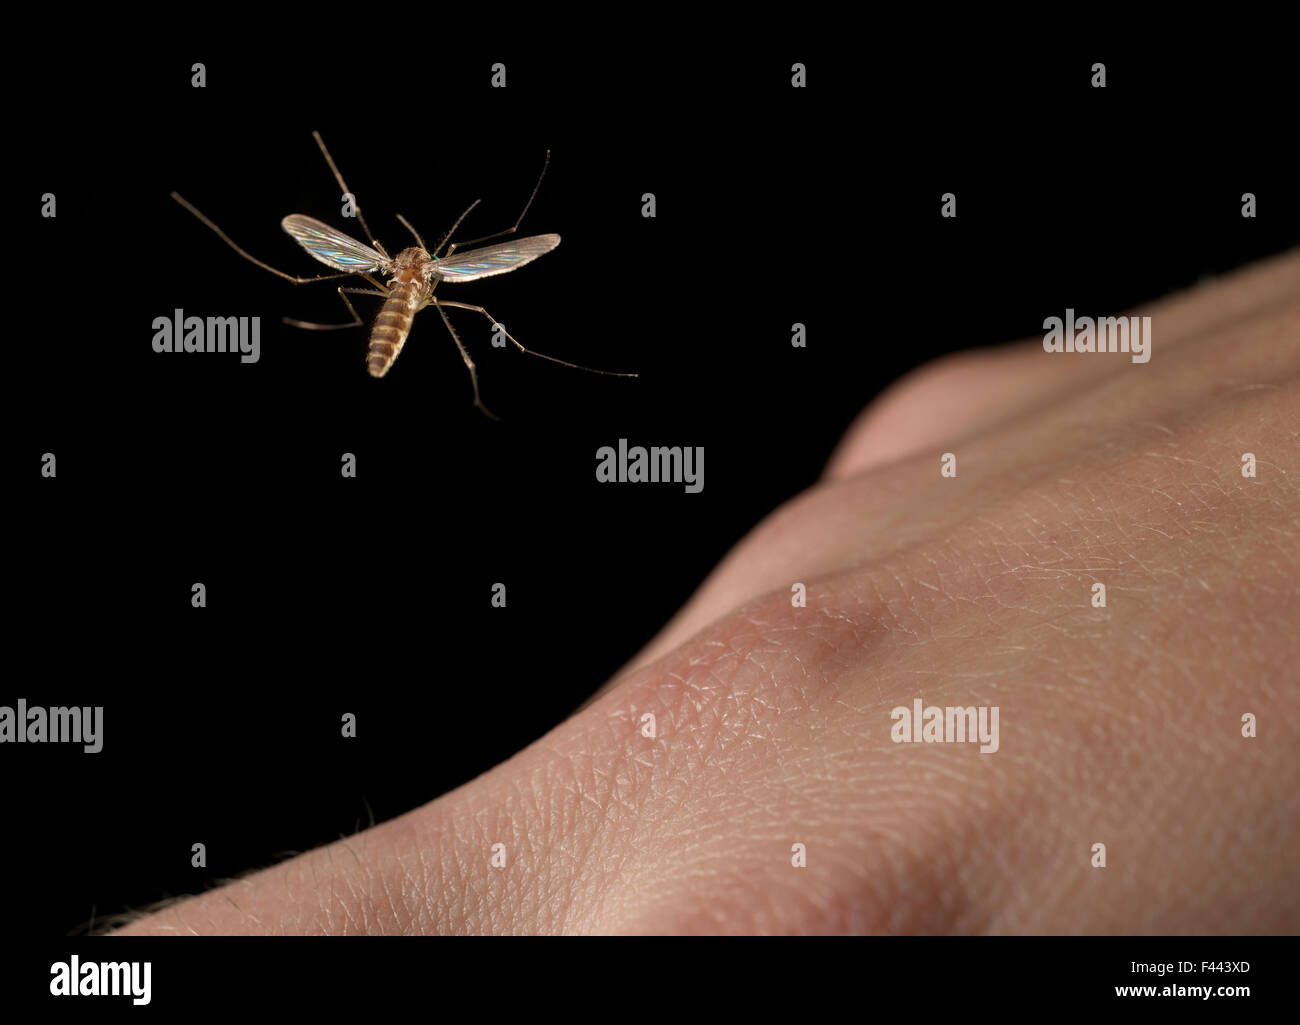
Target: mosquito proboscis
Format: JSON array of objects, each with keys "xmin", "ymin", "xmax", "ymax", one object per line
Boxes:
[{"xmin": 170, "ymin": 132, "xmax": 635, "ymax": 418}]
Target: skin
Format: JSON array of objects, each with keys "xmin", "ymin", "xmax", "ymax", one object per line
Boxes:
[{"xmin": 119, "ymin": 249, "xmax": 1300, "ymax": 935}]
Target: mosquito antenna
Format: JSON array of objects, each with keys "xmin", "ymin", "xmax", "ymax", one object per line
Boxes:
[{"xmin": 312, "ymin": 130, "xmax": 383, "ymax": 252}]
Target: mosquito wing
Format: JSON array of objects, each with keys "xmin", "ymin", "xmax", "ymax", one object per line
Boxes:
[
  {"xmin": 282, "ymin": 214, "xmax": 389, "ymax": 273},
  {"xmin": 433, "ymin": 234, "xmax": 561, "ymax": 283}
]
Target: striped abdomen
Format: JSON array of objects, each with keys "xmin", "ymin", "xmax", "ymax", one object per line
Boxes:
[{"xmin": 367, "ymin": 282, "xmax": 422, "ymax": 378}]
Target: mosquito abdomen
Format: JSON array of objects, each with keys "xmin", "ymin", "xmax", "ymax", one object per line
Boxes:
[
  {"xmin": 368, "ymin": 248, "xmax": 436, "ymax": 378},
  {"xmin": 367, "ymin": 282, "xmax": 422, "ymax": 378}
]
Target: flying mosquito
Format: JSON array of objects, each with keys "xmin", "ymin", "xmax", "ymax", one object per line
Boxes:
[{"xmin": 170, "ymin": 132, "xmax": 635, "ymax": 418}]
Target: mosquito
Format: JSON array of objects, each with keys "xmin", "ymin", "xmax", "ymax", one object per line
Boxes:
[{"xmin": 170, "ymin": 131, "xmax": 635, "ymax": 418}]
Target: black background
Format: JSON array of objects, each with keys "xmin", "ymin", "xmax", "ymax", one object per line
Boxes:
[{"xmin": 8, "ymin": 31, "xmax": 1298, "ymax": 954}]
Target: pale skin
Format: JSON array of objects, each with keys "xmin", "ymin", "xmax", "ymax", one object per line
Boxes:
[{"xmin": 118, "ymin": 250, "xmax": 1300, "ymax": 935}]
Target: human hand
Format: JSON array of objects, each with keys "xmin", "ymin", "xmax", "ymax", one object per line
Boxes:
[{"xmin": 117, "ymin": 250, "xmax": 1300, "ymax": 935}]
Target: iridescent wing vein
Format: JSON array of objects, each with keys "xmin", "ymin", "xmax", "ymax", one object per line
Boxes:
[
  {"xmin": 281, "ymin": 214, "xmax": 389, "ymax": 272},
  {"xmin": 434, "ymin": 234, "xmax": 562, "ymax": 283}
]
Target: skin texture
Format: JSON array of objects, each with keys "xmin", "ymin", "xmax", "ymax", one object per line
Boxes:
[{"xmin": 118, "ymin": 249, "xmax": 1300, "ymax": 935}]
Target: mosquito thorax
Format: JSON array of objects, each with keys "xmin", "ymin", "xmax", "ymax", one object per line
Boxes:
[{"xmin": 390, "ymin": 247, "xmax": 435, "ymax": 289}]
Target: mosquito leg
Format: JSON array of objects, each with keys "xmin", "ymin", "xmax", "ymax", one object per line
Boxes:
[
  {"xmin": 311, "ymin": 131, "xmax": 386, "ymax": 256},
  {"xmin": 284, "ymin": 287, "xmax": 384, "ymax": 331},
  {"xmin": 437, "ymin": 151, "xmax": 551, "ymax": 259},
  {"xmin": 429, "ymin": 299, "xmax": 637, "ymax": 377},
  {"xmin": 432, "ymin": 301, "xmax": 498, "ymax": 420},
  {"xmin": 433, "ymin": 200, "xmax": 481, "ymax": 258},
  {"xmin": 171, "ymin": 192, "xmax": 358, "ymax": 285}
]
